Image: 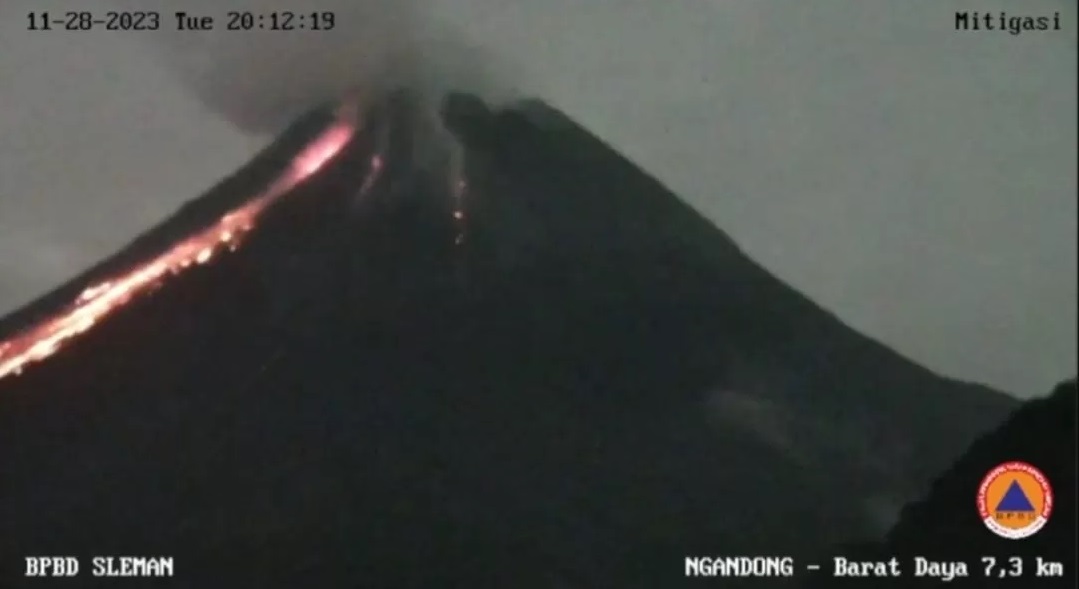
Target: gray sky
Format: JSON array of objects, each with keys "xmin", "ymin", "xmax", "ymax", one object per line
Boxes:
[{"xmin": 0, "ymin": 0, "xmax": 1075, "ymax": 397}]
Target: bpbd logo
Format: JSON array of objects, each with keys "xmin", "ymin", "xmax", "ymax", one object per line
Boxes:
[{"xmin": 976, "ymin": 461, "xmax": 1053, "ymax": 539}]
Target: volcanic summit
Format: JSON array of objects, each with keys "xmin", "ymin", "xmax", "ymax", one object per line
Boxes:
[{"xmin": 0, "ymin": 92, "xmax": 1024, "ymax": 587}]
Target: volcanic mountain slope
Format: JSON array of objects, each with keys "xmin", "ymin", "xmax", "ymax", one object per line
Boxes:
[
  {"xmin": 0, "ymin": 105, "xmax": 344, "ymax": 342},
  {"xmin": 804, "ymin": 379, "xmax": 1077, "ymax": 587},
  {"xmin": 0, "ymin": 93, "xmax": 1016, "ymax": 588}
]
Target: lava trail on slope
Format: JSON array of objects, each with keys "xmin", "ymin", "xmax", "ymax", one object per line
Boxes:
[{"xmin": 0, "ymin": 99, "xmax": 374, "ymax": 381}]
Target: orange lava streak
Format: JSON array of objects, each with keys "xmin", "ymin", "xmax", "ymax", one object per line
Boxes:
[{"xmin": 0, "ymin": 113, "xmax": 359, "ymax": 381}]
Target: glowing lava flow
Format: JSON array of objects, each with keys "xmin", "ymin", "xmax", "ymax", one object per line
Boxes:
[
  {"xmin": 0, "ymin": 109, "xmax": 360, "ymax": 381},
  {"xmin": 448, "ymin": 142, "xmax": 468, "ymax": 246}
]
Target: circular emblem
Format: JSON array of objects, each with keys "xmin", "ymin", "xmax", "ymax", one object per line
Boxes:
[{"xmin": 976, "ymin": 461, "xmax": 1053, "ymax": 539}]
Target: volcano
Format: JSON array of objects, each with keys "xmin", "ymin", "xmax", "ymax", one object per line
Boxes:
[{"xmin": 0, "ymin": 92, "xmax": 1020, "ymax": 587}]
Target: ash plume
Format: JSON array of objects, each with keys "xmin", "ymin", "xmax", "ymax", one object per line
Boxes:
[{"xmin": 118, "ymin": 0, "xmax": 517, "ymax": 135}]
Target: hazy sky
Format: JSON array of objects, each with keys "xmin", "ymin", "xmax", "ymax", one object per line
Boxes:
[{"xmin": 0, "ymin": 1, "xmax": 1074, "ymax": 397}]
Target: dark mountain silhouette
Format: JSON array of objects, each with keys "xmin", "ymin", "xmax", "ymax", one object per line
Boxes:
[
  {"xmin": 0, "ymin": 92, "xmax": 1019, "ymax": 588},
  {"xmin": 805, "ymin": 379, "xmax": 1077, "ymax": 587}
]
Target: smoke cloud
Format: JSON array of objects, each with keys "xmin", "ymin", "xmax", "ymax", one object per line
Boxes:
[{"xmin": 114, "ymin": 0, "xmax": 517, "ymax": 135}]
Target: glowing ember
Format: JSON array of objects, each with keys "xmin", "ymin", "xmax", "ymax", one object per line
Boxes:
[
  {"xmin": 449, "ymin": 149, "xmax": 469, "ymax": 247},
  {"xmin": 357, "ymin": 154, "xmax": 384, "ymax": 197},
  {"xmin": 0, "ymin": 110, "xmax": 360, "ymax": 381}
]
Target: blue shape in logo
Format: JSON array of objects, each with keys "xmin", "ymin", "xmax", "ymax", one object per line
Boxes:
[{"xmin": 995, "ymin": 479, "xmax": 1035, "ymax": 512}]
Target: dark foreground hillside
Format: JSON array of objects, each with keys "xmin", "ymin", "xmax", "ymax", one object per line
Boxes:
[{"xmin": 806, "ymin": 379, "xmax": 1077, "ymax": 588}]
